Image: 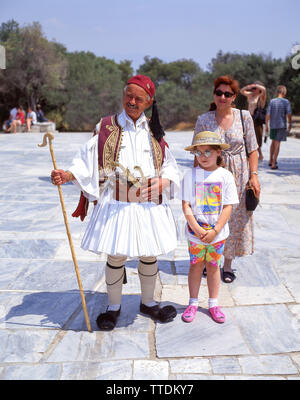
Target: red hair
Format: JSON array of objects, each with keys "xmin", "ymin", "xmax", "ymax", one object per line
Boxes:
[{"xmin": 209, "ymin": 75, "xmax": 240, "ymax": 111}]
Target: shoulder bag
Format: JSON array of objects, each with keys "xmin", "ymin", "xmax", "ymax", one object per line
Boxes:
[
  {"xmin": 240, "ymin": 110, "xmax": 259, "ymax": 211},
  {"xmin": 253, "ymin": 97, "xmax": 266, "ymax": 126}
]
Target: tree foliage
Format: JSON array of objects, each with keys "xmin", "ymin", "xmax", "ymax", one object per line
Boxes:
[
  {"xmin": 0, "ymin": 20, "xmax": 67, "ymax": 116},
  {"xmin": 1, "ymin": 20, "xmax": 299, "ymax": 131}
]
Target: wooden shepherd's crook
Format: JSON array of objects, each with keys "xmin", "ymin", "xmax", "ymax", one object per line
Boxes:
[{"xmin": 38, "ymin": 132, "xmax": 92, "ymax": 332}]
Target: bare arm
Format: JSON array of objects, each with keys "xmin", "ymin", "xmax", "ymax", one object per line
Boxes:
[
  {"xmin": 248, "ymin": 150, "xmax": 260, "ymax": 198},
  {"xmin": 287, "ymin": 114, "xmax": 292, "ymax": 132},
  {"xmin": 240, "ymin": 84, "xmax": 253, "ymax": 97},
  {"xmin": 182, "ymin": 200, "xmax": 207, "ymax": 240},
  {"xmin": 265, "ymin": 114, "xmax": 270, "ymax": 132},
  {"xmin": 256, "ymin": 84, "xmax": 267, "ymax": 107},
  {"xmin": 201, "ymin": 204, "xmax": 233, "ymax": 244}
]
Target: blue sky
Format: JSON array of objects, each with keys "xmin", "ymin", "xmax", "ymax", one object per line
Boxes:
[{"xmin": 1, "ymin": 0, "xmax": 299, "ymax": 71}]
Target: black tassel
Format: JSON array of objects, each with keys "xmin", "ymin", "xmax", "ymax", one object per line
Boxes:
[{"xmin": 149, "ymin": 100, "xmax": 165, "ymax": 142}]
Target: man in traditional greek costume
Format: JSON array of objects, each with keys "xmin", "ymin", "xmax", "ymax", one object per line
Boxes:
[{"xmin": 51, "ymin": 75, "xmax": 180, "ymax": 330}]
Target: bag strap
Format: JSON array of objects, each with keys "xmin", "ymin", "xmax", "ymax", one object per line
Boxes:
[
  {"xmin": 256, "ymin": 95, "xmax": 260, "ymax": 108},
  {"xmin": 240, "ymin": 109, "xmax": 249, "ymax": 158}
]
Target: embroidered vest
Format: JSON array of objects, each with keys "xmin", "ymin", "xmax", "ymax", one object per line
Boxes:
[{"xmin": 72, "ymin": 114, "xmax": 168, "ymax": 220}]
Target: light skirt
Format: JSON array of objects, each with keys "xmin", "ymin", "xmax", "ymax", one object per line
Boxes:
[{"xmin": 81, "ymin": 189, "xmax": 178, "ymax": 257}]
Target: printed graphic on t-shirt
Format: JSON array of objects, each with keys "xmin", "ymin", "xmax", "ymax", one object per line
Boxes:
[{"xmin": 195, "ymin": 182, "xmax": 222, "ymax": 215}]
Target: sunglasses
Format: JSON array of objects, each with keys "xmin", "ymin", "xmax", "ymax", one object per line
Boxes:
[
  {"xmin": 214, "ymin": 89, "xmax": 235, "ymax": 98},
  {"xmin": 192, "ymin": 150, "xmax": 214, "ymax": 158}
]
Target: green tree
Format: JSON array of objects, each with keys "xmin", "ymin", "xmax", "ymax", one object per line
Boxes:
[
  {"xmin": 118, "ymin": 59, "xmax": 134, "ymax": 85},
  {"xmin": 63, "ymin": 51, "xmax": 124, "ymax": 131},
  {"xmin": 279, "ymin": 56, "xmax": 300, "ymax": 114},
  {"xmin": 155, "ymin": 81, "xmax": 193, "ymax": 129},
  {"xmin": 0, "ymin": 21, "xmax": 67, "ymax": 112},
  {"xmin": 0, "ymin": 19, "xmax": 19, "ymax": 42}
]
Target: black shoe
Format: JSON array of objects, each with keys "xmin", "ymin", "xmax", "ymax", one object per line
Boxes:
[
  {"xmin": 96, "ymin": 307, "xmax": 121, "ymax": 331},
  {"xmin": 202, "ymin": 267, "xmax": 207, "ymax": 276},
  {"xmin": 140, "ymin": 303, "xmax": 177, "ymax": 322},
  {"xmin": 222, "ymin": 270, "xmax": 236, "ymax": 283}
]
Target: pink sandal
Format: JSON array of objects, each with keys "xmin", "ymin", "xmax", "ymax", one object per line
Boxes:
[
  {"xmin": 182, "ymin": 305, "xmax": 198, "ymax": 323},
  {"xmin": 209, "ymin": 306, "xmax": 226, "ymax": 323}
]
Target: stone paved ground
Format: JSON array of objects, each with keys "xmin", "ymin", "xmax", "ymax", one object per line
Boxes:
[{"xmin": 0, "ymin": 130, "xmax": 300, "ymax": 380}]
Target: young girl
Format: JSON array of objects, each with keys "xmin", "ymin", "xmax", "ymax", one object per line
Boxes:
[{"xmin": 181, "ymin": 131, "xmax": 239, "ymax": 323}]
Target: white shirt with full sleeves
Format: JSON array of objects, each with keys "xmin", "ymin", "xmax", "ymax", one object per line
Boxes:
[{"xmin": 68, "ymin": 110, "xmax": 180, "ymax": 257}]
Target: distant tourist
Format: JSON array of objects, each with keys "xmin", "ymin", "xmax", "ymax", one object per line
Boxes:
[
  {"xmin": 240, "ymin": 81, "xmax": 267, "ymax": 162},
  {"xmin": 265, "ymin": 85, "xmax": 292, "ymax": 170},
  {"xmin": 26, "ymin": 106, "xmax": 37, "ymax": 132},
  {"xmin": 193, "ymin": 75, "xmax": 260, "ymax": 283},
  {"xmin": 6, "ymin": 106, "xmax": 25, "ymax": 134},
  {"xmin": 3, "ymin": 106, "xmax": 18, "ymax": 131},
  {"xmin": 181, "ymin": 131, "xmax": 238, "ymax": 323},
  {"xmin": 36, "ymin": 104, "xmax": 49, "ymax": 123}
]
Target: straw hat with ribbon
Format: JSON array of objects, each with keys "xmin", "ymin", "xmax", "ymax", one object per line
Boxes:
[{"xmin": 184, "ymin": 131, "xmax": 230, "ymax": 152}]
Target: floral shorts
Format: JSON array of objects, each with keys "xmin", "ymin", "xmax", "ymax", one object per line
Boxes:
[{"xmin": 188, "ymin": 239, "xmax": 226, "ymax": 268}]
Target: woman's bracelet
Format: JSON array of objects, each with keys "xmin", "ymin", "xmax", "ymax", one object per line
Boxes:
[{"xmin": 212, "ymin": 227, "xmax": 218, "ymax": 234}]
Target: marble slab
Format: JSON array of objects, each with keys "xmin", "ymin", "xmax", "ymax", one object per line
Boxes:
[
  {"xmin": 60, "ymin": 360, "xmax": 132, "ymax": 380},
  {"xmin": 47, "ymin": 330, "xmax": 149, "ymax": 362},
  {"xmin": 0, "ymin": 330, "xmax": 58, "ymax": 363},
  {"xmin": 169, "ymin": 358, "xmax": 211, "ymax": 374},
  {"xmin": 227, "ymin": 250, "xmax": 294, "ymax": 305},
  {"xmin": 5, "ymin": 259, "xmax": 105, "ymax": 292},
  {"xmin": 210, "ymin": 357, "xmax": 241, "ymax": 374},
  {"xmin": 1, "ymin": 363, "xmax": 61, "ymax": 380},
  {"xmin": 0, "ymin": 259, "xmax": 30, "ymax": 289},
  {"xmin": 0, "ymin": 290, "xmax": 88, "ymax": 330},
  {"xmin": 230, "ymin": 304, "xmax": 300, "ymax": 354},
  {"xmin": 239, "ymin": 355, "xmax": 298, "ymax": 375},
  {"xmin": 156, "ymin": 309, "xmax": 250, "ymax": 358},
  {"xmin": 275, "ymin": 260, "xmax": 300, "ymax": 303},
  {"xmin": 133, "ymin": 360, "xmax": 169, "ymax": 380},
  {"xmin": 0, "ymin": 239, "xmax": 60, "ymax": 259}
]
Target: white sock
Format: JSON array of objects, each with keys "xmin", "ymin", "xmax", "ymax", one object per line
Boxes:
[
  {"xmin": 208, "ymin": 298, "xmax": 218, "ymax": 309},
  {"xmin": 107, "ymin": 304, "xmax": 121, "ymax": 312},
  {"xmin": 189, "ymin": 298, "xmax": 198, "ymax": 307}
]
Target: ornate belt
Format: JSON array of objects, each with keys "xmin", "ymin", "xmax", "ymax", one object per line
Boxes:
[
  {"xmin": 112, "ymin": 162, "xmax": 162, "ymax": 205},
  {"xmin": 113, "ymin": 178, "xmax": 162, "ymax": 204}
]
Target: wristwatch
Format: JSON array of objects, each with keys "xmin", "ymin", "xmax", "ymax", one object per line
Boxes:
[{"xmin": 251, "ymin": 171, "xmax": 258, "ymax": 176}]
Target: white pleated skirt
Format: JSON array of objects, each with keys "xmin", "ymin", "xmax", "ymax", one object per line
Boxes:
[{"xmin": 81, "ymin": 188, "xmax": 178, "ymax": 257}]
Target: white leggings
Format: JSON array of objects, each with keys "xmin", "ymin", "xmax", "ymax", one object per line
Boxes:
[{"xmin": 106, "ymin": 255, "xmax": 158, "ymax": 306}]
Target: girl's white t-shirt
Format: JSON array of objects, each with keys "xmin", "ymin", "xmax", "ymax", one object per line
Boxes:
[{"xmin": 182, "ymin": 167, "xmax": 239, "ymax": 245}]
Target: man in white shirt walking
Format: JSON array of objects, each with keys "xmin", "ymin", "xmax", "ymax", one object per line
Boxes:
[{"xmin": 51, "ymin": 75, "xmax": 180, "ymax": 331}]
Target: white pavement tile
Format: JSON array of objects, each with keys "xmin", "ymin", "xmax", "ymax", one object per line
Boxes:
[
  {"xmin": 239, "ymin": 355, "xmax": 298, "ymax": 375},
  {"xmin": 133, "ymin": 360, "xmax": 169, "ymax": 380},
  {"xmin": 169, "ymin": 358, "xmax": 211, "ymax": 374},
  {"xmin": 0, "ymin": 330, "xmax": 58, "ymax": 363},
  {"xmin": 47, "ymin": 330, "xmax": 149, "ymax": 362},
  {"xmin": 230, "ymin": 305, "xmax": 300, "ymax": 354},
  {"xmin": 2, "ymin": 364, "xmax": 61, "ymax": 380},
  {"xmin": 230, "ymin": 285, "xmax": 293, "ymax": 306},
  {"xmin": 61, "ymin": 360, "xmax": 132, "ymax": 380},
  {"xmin": 171, "ymin": 374, "xmax": 225, "ymax": 380},
  {"xmin": 156, "ymin": 309, "xmax": 250, "ymax": 358},
  {"xmin": 210, "ymin": 357, "xmax": 241, "ymax": 374}
]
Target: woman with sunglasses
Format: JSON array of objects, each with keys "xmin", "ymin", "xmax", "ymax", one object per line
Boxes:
[{"xmin": 193, "ymin": 75, "xmax": 260, "ymax": 283}]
